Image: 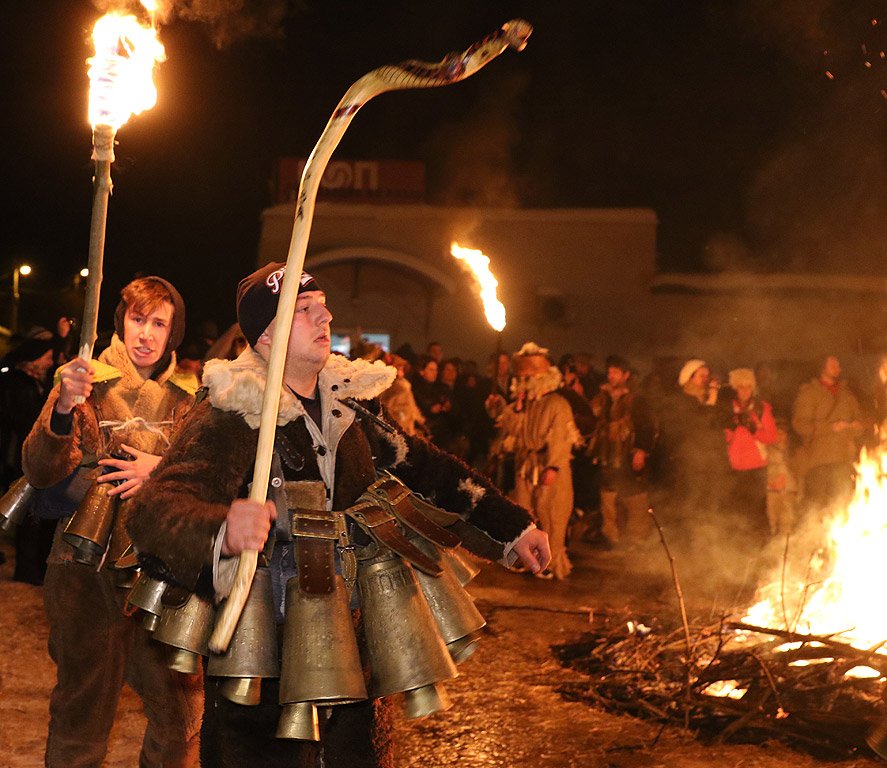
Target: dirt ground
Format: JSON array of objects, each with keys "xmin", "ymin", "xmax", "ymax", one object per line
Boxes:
[{"xmin": 0, "ymin": 529, "xmax": 881, "ymax": 768}]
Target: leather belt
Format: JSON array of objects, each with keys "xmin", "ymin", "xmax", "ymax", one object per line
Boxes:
[
  {"xmin": 362, "ymin": 476, "xmax": 461, "ymax": 550},
  {"xmin": 345, "ymin": 501, "xmax": 442, "ymax": 576},
  {"xmin": 291, "ymin": 510, "xmax": 337, "ymax": 594}
]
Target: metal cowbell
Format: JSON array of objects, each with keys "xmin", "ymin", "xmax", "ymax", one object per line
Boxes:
[
  {"xmin": 443, "ymin": 547, "xmax": 480, "ymax": 586},
  {"xmin": 153, "ymin": 592, "xmax": 214, "ymax": 674},
  {"xmin": 277, "ymin": 574, "xmax": 367, "ymax": 740},
  {"xmin": 0, "ymin": 476, "xmax": 36, "ymax": 532},
  {"xmin": 62, "ymin": 480, "xmax": 117, "ymax": 566},
  {"xmin": 356, "ymin": 552, "xmax": 457, "ymax": 718},
  {"xmin": 207, "ymin": 567, "xmax": 280, "ymax": 706},
  {"xmin": 125, "ymin": 572, "xmax": 168, "ymax": 632},
  {"xmin": 276, "ymin": 702, "xmax": 320, "ymax": 742},
  {"xmin": 410, "ymin": 535, "xmax": 486, "ymax": 664}
]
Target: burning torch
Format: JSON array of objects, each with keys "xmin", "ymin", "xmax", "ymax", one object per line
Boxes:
[
  {"xmin": 210, "ymin": 20, "xmax": 533, "ymax": 653},
  {"xmin": 77, "ymin": 9, "xmax": 164, "ymax": 388},
  {"xmin": 450, "ymin": 242, "xmax": 507, "ymax": 393},
  {"xmin": 1, "ymin": 8, "xmax": 164, "ymax": 532}
]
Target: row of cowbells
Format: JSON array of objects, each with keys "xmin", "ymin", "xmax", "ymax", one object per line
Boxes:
[
  {"xmin": 0, "ymin": 474, "xmax": 119, "ymax": 566},
  {"xmin": 0, "ymin": 468, "xmax": 126, "ymax": 566},
  {"xmin": 126, "ymin": 543, "xmax": 484, "ymax": 741}
]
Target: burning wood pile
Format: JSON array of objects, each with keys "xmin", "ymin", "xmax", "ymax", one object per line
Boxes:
[
  {"xmin": 554, "ymin": 612, "xmax": 885, "ymax": 759},
  {"xmin": 555, "ymin": 430, "xmax": 887, "ymax": 760}
]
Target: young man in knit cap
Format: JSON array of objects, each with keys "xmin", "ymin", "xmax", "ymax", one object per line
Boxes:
[
  {"xmin": 127, "ymin": 263, "xmax": 550, "ymax": 768},
  {"xmin": 22, "ymin": 277, "xmax": 203, "ymax": 768},
  {"xmin": 490, "ymin": 342, "xmax": 580, "ymax": 580}
]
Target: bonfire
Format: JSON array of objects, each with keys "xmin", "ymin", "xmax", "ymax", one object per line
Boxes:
[{"xmin": 555, "ymin": 426, "xmax": 887, "ymax": 759}]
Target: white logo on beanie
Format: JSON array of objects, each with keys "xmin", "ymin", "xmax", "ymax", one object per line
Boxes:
[
  {"xmin": 265, "ymin": 268, "xmax": 315, "ymax": 295},
  {"xmin": 265, "ymin": 267, "xmax": 286, "ymax": 294}
]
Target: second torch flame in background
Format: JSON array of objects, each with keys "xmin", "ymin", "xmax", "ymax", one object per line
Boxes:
[{"xmin": 450, "ymin": 243, "xmax": 506, "ymax": 332}]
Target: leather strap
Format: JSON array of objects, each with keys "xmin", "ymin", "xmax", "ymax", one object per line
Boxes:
[
  {"xmin": 291, "ymin": 509, "xmax": 337, "ymax": 594},
  {"xmin": 365, "ymin": 476, "xmax": 461, "ymax": 550},
  {"xmin": 346, "ymin": 501, "xmax": 442, "ymax": 576}
]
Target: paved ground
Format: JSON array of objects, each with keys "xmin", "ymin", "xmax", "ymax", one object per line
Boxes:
[{"xmin": 0, "ymin": 530, "xmax": 879, "ymax": 767}]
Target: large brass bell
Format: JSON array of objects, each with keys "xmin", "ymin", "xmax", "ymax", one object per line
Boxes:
[
  {"xmin": 356, "ymin": 553, "xmax": 457, "ymax": 719},
  {"xmin": 277, "ymin": 574, "xmax": 368, "ymax": 740},
  {"xmin": 443, "ymin": 547, "xmax": 481, "ymax": 586},
  {"xmin": 207, "ymin": 567, "xmax": 280, "ymax": 706},
  {"xmin": 125, "ymin": 572, "xmax": 168, "ymax": 632},
  {"xmin": 0, "ymin": 476, "xmax": 36, "ymax": 532},
  {"xmin": 62, "ymin": 480, "xmax": 117, "ymax": 566},
  {"xmin": 153, "ymin": 592, "xmax": 214, "ymax": 674},
  {"xmin": 409, "ymin": 535, "xmax": 486, "ymax": 664}
]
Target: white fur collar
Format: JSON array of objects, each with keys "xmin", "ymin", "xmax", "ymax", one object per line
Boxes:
[{"xmin": 202, "ymin": 349, "xmax": 396, "ymax": 429}]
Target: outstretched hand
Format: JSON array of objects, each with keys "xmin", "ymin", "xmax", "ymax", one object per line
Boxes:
[
  {"xmin": 512, "ymin": 528, "xmax": 551, "ymax": 574},
  {"xmin": 97, "ymin": 444, "xmax": 162, "ymax": 499}
]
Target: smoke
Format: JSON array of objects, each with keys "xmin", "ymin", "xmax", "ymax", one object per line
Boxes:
[
  {"xmin": 424, "ymin": 72, "xmax": 529, "ymax": 208},
  {"xmin": 92, "ymin": 0, "xmax": 291, "ymax": 48},
  {"xmin": 715, "ymin": 0, "xmax": 887, "ymax": 274}
]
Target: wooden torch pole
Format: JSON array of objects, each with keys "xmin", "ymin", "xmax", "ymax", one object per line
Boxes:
[{"xmin": 73, "ymin": 123, "xmax": 115, "ymax": 402}]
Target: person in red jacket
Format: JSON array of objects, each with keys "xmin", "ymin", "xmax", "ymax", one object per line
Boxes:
[{"xmin": 724, "ymin": 367, "xmax": 778, "ymax": 549}]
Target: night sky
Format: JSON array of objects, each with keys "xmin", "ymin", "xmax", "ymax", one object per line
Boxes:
[{"xmin": 4, "ymin": 0, "xmax": 887, "ymax": 335}]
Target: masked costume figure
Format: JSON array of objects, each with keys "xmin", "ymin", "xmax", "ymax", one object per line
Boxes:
[{"xmin": 492, "ymin": 343, "xmax": 580, "ymax": 579}]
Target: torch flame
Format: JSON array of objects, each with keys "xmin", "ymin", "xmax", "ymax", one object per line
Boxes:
[
  {"xmin": 450, "ymin": 243, "xmax": 506, "ymax": 332},
  {"xmin": 88, "ymin": 12, "xmax": 165, "ymax": 131}
]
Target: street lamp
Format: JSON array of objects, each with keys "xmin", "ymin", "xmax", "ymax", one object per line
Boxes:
[{"xmin": 11, "ymin": 264, "xmax": 31, "ymax": 333}]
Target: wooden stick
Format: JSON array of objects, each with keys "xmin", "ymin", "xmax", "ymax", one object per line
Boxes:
[
  {"xmin": 209, "ymin": 19, "xmax": 534, "ymax": 652},
  {"xmin": 647, "ymin": 507, "xmax": 694, "ymax": 728},
  {"xmin": 73, "ymin": 123, "xmax": 115, "ymax": 403}
]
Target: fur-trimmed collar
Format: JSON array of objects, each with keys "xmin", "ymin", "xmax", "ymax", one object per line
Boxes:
[
  {"xmin": 98, "ymin": 334, "xmax": 179, "ymax": 390},
  {"xmin": 202, "ymin": 349, "xmax": 396, "ymax": 429}
]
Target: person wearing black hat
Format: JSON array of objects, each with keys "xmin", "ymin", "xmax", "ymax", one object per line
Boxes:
[
  {"xmin": 127, "ymin": 262, "xmax": 550, "ymax": 768},
  {"xmin": 21, "ymin": 276, "xmax": 202, "ymax": 768}
]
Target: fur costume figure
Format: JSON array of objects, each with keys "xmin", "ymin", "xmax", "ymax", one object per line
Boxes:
[
  {"xmin": 493, "ymin": 343, "xmax": 581, "ymax": 580},
  {"xmin": 128, "ymin": 348, "xmax": 535, "ymax": 768},
  {"xmin": 22, "ymin": 333, "xmax": 202, "ymax": 768}
]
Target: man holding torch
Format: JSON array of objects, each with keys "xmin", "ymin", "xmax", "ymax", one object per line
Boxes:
[
  {"xmin": 22, "ymin": 277, "xmax": 202, "ymax": 768},
  {"xmin": 127, "ymin": 263, "xmax": 550, "ymax": 767}
]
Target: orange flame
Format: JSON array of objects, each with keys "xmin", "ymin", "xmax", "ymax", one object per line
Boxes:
[
  {"xmin": 88, "ymin": 12, "xmax": 165, "ymax": 131},
  {"xmin": 743, "ymin": 439, "xmax": 887, "ymax": 649},
  {"xmin": 450, "ymin": 243, "xmax": 506, "ymax": 332}
]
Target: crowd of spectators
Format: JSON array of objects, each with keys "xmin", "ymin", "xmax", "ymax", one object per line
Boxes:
[{"xmin": 1, "ymin": 318, "xmax": 881, "ymax": 585}]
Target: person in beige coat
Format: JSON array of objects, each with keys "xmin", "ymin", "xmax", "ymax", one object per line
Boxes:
[
  {"xmin": 22, "ymin": 277, "xmax": 202, "ymax": 768},
  {"xmin": 492, "ymin": 343, "xmax": 581, "ymax": 579},
  {"xmin": 791, "ymin": 355, "xmax": 863, "ymax": 514}
]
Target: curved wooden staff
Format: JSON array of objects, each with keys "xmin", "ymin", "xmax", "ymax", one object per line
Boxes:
[{"xmin": 209, "ymin": 18, "xmax": 533, "ymax": 652}]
